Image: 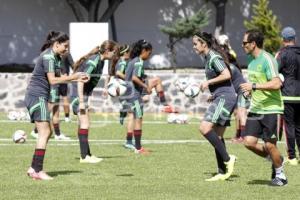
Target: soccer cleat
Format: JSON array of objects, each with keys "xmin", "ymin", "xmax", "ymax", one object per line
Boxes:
[
  {"xmin": 223, "ymin": 155, "xmax": 236, "ymax": 180},
  {"xmin": 30, "ymin": 130, "xmax": 38, "ymax": 139},
  {"xmin": 205, "ymin": 173, "xmax": 226, "ymax": 182},
  {"xmin": 284, "ymin": 158, "xmax": 298, "ymax": 166},
  {"xmin": 65, "ymin": 117, "xmax": 71, "ymax": 123},
  {"xmin": 161, "ymin": 105, "xmax": 178, "ymax": 113},
  {"xmin": 270, "ymin": 177, "xmax": 288, "ymax": 186},
  {"xmin": 80, "ymin": 155, "xmax": 103, "ymax": 164},
  {"xmin": 134, "ymin": 147, "xmax": 150, "ymax": 155},
  {"xmin": 123, "ymin": 142, "xmax": 136, "ymax": 150},
  {"xmin": 27, "ymin": 167, "xmax": 35, "ymax": 175},
  {"xmin": 27, "ymin": 167, "xmax": 53, "ymax": 180},
  {"xmin": 54, "ymin": 133, "xmax": 71, "ymax": 140}
]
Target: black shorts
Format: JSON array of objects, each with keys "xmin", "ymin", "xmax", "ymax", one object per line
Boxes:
[
  {"xmin": 24, "ymin": 94, "xmax": 50, "ymax": 123},
  {"xmin": 121, "ymin": 97, "xmax": 143, "ymax": 119},
  {"xmin": 243, "ymin": 113, "xmax": 281, "ymax": 141},
  {"xmin": 119, "ymin": 82, "xmax": 143, "ymax": 119},
  {"xmin": 59, "ymin": 84, "xmax": 68, "ymax": 97}
]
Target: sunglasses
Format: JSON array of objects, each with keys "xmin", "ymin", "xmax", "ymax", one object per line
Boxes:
[{"xmin": 242, "ymin": 41, "xmax": 252, "ymax": 46}]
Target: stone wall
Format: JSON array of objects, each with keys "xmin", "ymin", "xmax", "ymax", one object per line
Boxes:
[{"xmin": 0, "ymin": 70, "xmax": 246, "ymax": 114}]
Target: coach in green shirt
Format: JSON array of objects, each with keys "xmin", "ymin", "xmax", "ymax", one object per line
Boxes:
[{"xmin": 240, "ymin": 29, "xmax": 287, "ymax": 186}]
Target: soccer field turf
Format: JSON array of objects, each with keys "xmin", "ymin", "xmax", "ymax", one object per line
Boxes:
[{"xmin": 0, "ymin": 113, "xmax": 299, "ymax": 200}]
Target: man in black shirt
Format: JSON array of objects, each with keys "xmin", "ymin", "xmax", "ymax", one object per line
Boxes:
[{"xmin": 276, "ymin": 26, "xmax": 300, "ymax": 166}]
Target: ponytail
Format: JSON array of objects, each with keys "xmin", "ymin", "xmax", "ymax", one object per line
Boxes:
[
  {"xmin": 73, "ymin": 46, "xmax": 100, "ymax": 72},
  {"xmin": 41, "ymin": 30, "xmax": 69, "ymax": 52},
  {"xmin": 194, "ymin": 32, "xmax": 231, "ymax": 72},
  {"xmin": 73, "ymin": 40, "xmax": 119, "ymax": 73},
  {"xmin": 130, "ymin": 39, "xmax": 152, "ymax": 59}
]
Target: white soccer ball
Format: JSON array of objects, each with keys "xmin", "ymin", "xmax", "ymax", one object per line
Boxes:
[
  {"xmin": 107, "ymin": 78, "xmax": 127, "ymax": 97},
  {"xmin": 174, "ymin": 78, "xmax": 190, "ymax": 92},
  {"xmin": 7, "ymin": 111, "xmax": 19, "ymax": 120},
  {"xmin": 12, "ymin": 130, "xmax": 27, "ymax": 143},
  {"xmin": 184, "ymin": 83, "xmax": 200, "ymax": 98},
  {"xmin": 167, "ymin": 113, "xmax": 177, "ymax": 123},
  {"xmin": 167, "ymin": 113, "xmax": 189, "ymax": 124},
  {"xmin": 176, "ymin": 114, "xmax": 188, "ymax": 124}
]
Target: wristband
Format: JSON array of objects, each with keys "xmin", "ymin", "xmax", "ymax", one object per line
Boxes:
[{"xmin": 252, "ymin": 83, "xmax": 256, "ymax": 91}]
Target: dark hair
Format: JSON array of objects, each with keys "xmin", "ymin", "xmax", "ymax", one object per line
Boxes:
[
  {"xmin": 245, "ymin": 29, "xmax": 264, "ymax": 48},
  {"xmin": 130, "ymin": 39, "xmax": 152, "ymax": 59},
  {"xmin": 41, "ymin": 31, "xmax": 69, "ymax": 52},
  {"xmin": 73, "ymin": 40, "xmax": 119, "ymax": 73},
  {"xmin": 119, "ymin": 44, "xmax": 130, "ymax": 56},
  {"xmin": 220, "ymin": 44, "xmax": 241, "ymax": 71},
  {"xmin": 194, "ymin": 32, "xmax": 230, "ymax": 69}
]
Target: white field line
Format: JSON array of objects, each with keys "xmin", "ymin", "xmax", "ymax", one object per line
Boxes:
[
  {"xmin": 0, "ymin": 120, "xmax": 200, "ymax": 124},
  {"xmin": 0, "ymin": 138, "xmax": 286, "ymax": 146}
]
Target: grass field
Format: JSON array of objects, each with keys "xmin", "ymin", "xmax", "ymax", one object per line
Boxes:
[{"xmin": 0, "ymin": 113, "xmax": 300, "ymax": 200}]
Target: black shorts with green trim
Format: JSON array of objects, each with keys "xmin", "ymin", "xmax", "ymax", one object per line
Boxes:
[
  {"xmin": 203, "ymin": 94, "xmax": 236, "ymax": 126},
  {"xmin": 122, "ymin": 97, "xmax": 143, "ymax": 119},
  {"xmin": 49, "ymin": 86, "xmax": 59, "ymax": 103},
  {"xmin": 243, "ymin": 113, "xmax": 281, "ymax": 141},
  {"xmin": 70, "ymin": 95, "xmax": 89, "ymax": 115},
  {"xmin": 237, "ymin": 93, "xmax": 250, "ymax": 109},
  {"xmin": 59, "ymin": 84, "xmax": 68, "ymax": 97},
  {"xmin": 24, "ymin": 94, "xmax": 50, "ymax": 123}
]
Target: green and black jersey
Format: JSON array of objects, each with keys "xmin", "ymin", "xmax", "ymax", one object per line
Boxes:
[
  {"xmin": 204, "ymin": 50, "xmax": 235, "ymax": 96},
  {"xmin": 70, "ymin": 54, "xmax": 104, "ymax": 97},
  {"xmin": 26, "ymin": 48, "xmax": 61, "ymax": 100},
  {"xmin": 247, "ymin": 50, "xmax": 283, "ymax": 114},
  {"xmin": 115, "ymin": 58, "xmax": 128, "ymax": 77}
]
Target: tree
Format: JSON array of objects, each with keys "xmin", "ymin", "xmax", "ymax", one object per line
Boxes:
[
  {"xmin": 206, "ymin": 0, "xmax": 228, "ymax": 35},
  {"xmin": 244, "ymin": 0, "xmax": 281, "ymax": 54},
  {"xmin": 159, "ymin": 7, "xmax": 210, "ymax": 73},
  {"xmin": 66, "ymin": 0, "xmax": 124, "ymax": 41}
]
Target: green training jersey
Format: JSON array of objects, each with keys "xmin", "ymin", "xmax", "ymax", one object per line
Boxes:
[{"xmin": 247, "ymin": 50, "xmax": 284, "ymax": 114}]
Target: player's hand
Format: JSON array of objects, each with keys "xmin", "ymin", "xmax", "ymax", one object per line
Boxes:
[
  {"xmin": 207, "ymin": 95, "xmax": 214, "ymax": 103},
  {"xmin": 74, "ymin": 72, "xmax": 90, "ymax": 83},
  {"xmin": 200, "ymin": 81, "xmax": 209, "ymax": 92},
  {"xmin": 146, "ymin": 86, "xmax": 152, "ymax": 94},
  {"xmin": 240, "ymin": 82, "xmax": 252, "ymax": 93}
]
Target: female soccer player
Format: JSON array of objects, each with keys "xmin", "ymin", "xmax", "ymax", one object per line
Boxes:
[
  {"xmin": 48, "ymin": 52, "xmax": 74, "ymax": 140},
  {"xmin": 25, "ymin": 31, "xmax": 88, "ymax": 180},
  {"xmin": 30, "ymin": 53, "xmax": 73, "ymax": 140},
  {"xmin": 113, "ymin": 44, "xmax": 136, "ymax": 149},
  {"xmin": 218, "ymin": 39, "xmax": 249, "ymax": 143},
  {"xmin": 120, "ymin": 39, "xmax": 154, "ymax": 154},
  {"xmin": 70, "ymin": 40, "xmax": 119, "ymax": 163},
  {"xmin": 114, "ymin": 42, "xmax": 174, "ymax": 150},
  {"xmin": 192, "ymin": 32, "xmax": 236, "ymax": 181}
]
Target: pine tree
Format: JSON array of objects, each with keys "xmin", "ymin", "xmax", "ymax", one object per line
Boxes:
[
  {"xmin": 244, "ymin": 0, "xmax": 281, "ymax": 54},
  {"xmin": 160, "ymin": 7, "xmax": 210, "ymax": 72}
]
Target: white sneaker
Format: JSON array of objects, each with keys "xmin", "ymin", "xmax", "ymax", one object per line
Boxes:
[
  {"xmin": 65, "ymin": 117, "xmax": 71, "ymax": 123},
  {"xmin": 30, "ymin": 130, "xmax": 38, "ymax": 139},
  {"xmin": 54, "ymin": 133, "xmax": 71, "ymax": 140},
  {"xmin": 80, "ymin": 155, "xmax": 103, "ymax": 164}
]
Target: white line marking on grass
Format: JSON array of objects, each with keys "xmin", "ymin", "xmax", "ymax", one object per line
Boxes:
[
  {"xmin": 0, "ymin": 139, "xmax": 286, "ymax": 146},
  {"xmin": 0, "ymin": 120, "xmax": 200, "ymax": 124}
]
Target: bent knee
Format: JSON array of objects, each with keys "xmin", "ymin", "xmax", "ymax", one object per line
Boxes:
[{"xmin": 243, "ymin": 138, "xmax": 256, "ymax": 148}]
